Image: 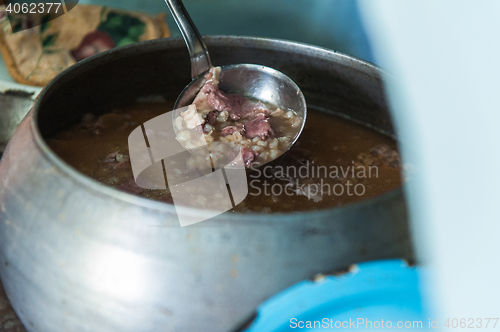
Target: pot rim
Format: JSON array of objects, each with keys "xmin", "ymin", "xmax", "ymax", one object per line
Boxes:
[{"xmin": 30, "ymin": 35, "xmax": 404, "ymax": 220}]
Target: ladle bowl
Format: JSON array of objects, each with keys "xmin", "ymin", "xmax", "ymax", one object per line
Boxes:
[{"xmin": 165, "ymin": 0, "xmax": 307, "ymax": 164}]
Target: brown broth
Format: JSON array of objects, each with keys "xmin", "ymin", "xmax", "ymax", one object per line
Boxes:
[{"xmin": 48, "ymin": 102, "xmax": 402, "ymax": 213}]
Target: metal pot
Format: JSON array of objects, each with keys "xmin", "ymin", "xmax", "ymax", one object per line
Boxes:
[{"xmin": 0, "ymin": 36, "xmax": 411, "ymax": 332}]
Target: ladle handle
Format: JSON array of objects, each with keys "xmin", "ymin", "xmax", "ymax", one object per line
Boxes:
[{"xmin": 164, "ymin": 0, "xmax": 212, "ymax": 79}]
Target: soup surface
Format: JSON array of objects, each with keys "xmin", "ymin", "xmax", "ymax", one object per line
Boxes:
[{"xmin": 48, "ymin": 102, "xmax": 402, "ymax": 213}]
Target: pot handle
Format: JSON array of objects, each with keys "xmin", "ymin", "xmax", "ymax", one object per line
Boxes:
[{"xmin": 164, "ymin": 0, "xmax": 212, "ymax": 79}]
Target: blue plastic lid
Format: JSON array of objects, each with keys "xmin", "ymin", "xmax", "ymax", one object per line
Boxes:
[{"xmin": 245, "ymin": 259, "xmax": 425, "ymax": 331}]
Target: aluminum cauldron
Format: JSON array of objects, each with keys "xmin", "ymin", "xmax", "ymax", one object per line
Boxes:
[{"xmin": 0, "ymin": 36, "xmax": 411, "ymax": 332}]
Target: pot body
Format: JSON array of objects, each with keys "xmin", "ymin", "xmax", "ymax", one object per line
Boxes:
[{"xmin": 0, "ymin": 36, "xmax": 411, "ymax": 332}]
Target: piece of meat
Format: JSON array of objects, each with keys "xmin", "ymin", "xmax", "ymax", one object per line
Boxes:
[
  {"xmin": 221, "ymin": 124, "xmax": 244, "ymax": 136},
  {"xmin": 117, "ymin": 178, "xmax": 148, "ymax": 195},
  {"xmin": 104, "ymin": 151, "xmax": 130, "ymax": 170},
  {"xmin": 241, "ymin": 147, "xmax": 259, "ymax": 167},
  {"xmin": 204, "ymin": 110, "xmax": 218, "ymax": 126},
  {"xmin": 104, "ymin": 151, "xmax": 118, "ymax": 162},
  {"xmin": 201, "ymin": 81, "xmax": 232, "ymax": 112},
  {"xmin": 198, "ymin": 81, "xmax": 265, "ymax": 120},
  {"xmin": 104, "ymin": 151, "xmax": 129, "ymax": 163},
  {"xmin": 224, "ymin": 94, "xmax": 257, "ymax": 120},
  {"xmin": 225, "ymin": 96, "xmax": 271, "ymax": 120},
  {"xmin": 243, "ymin": 113, "xmax": 275, "ymax": 140}
]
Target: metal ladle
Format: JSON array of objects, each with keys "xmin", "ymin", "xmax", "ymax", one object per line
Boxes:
[{"xmin": 164, "ymin": 0, "xmax": 307, "ymax": 164}]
